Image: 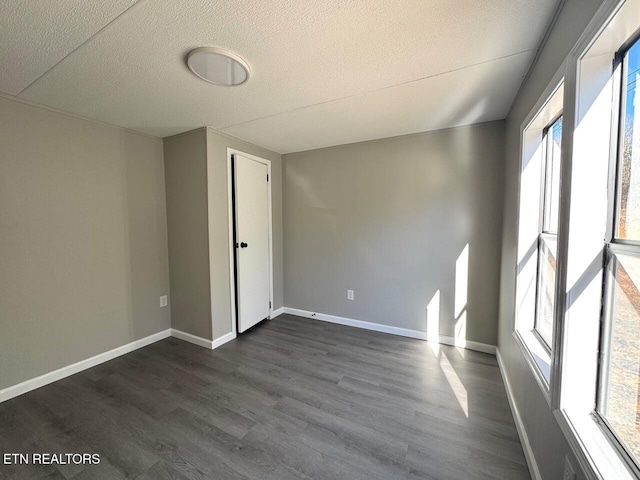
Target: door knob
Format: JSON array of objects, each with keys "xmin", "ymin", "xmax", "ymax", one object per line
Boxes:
[{"xmin": 240, "ymin": 242, "xmax": 248, "ymax": 248}]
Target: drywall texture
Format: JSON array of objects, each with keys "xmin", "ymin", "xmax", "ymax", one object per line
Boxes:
[
  {"xmin": 163, "ymin": 129, "xmax": 211, "ymax": 339},
  {"xmin": 498, "ymin": 0, "xmax": 605, "ymax": 479},
  {"xmin": 206, "ymin": 128, "xmax": 284, "ymax": 339},
  {"xmin": 283, "ymin": 122, "xmax": 505, "ymax": 346},
  {"xmin": 0, "ymin": 96, "xmax": 170, "ymax": 390}
]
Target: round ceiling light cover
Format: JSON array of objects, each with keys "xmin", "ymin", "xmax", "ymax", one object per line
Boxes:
[{"xmin": 187, "ymin": 47, "xmax": 250, "ymax": 86}]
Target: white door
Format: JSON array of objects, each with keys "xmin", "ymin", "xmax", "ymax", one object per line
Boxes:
[{"xmin": 234, "ymin": 153, "xmax": 271, "ymax": 333}]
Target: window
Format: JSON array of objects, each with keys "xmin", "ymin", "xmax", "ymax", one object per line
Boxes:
[
  {"xmin": 514, "ymin": 78, "xmax": 564, "ymax": 395},
  {"xmin": 597, "ymin": 36, "xmax": 640, "ymax": 472},
  {"xmin": 535, "ymin": 116, "xmax": 563, "ymax": 348},
  {"xmin": 528, "ymin": 3, "xmax": 640, "ymax": 479}
]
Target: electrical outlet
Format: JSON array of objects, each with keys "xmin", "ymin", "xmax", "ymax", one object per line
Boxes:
[
  {"xmin": 160, "ymin": 295, "xmax": 168, "ymax": 308},
  {"xmin": 347, "ymin": 289, "xmax": 354, "ymax": 301},
  {"xmin": 563, "ymin": 457, "xmax": 576, "ymax": 480}
]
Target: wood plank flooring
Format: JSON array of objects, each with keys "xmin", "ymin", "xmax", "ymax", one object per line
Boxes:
[{"xmin": 0, "ymin": 314, "xmax": 530, "ymax": 480}]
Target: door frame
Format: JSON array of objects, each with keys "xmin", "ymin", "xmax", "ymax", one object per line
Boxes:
[{"xmin": 226, "ymin": 148, "xmax": 274, "ymax": 335}]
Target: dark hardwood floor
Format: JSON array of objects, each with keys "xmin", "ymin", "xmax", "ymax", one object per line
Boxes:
[{"xmin": 0, "ymin": 314, "xmax": 530, "ymax": 480}]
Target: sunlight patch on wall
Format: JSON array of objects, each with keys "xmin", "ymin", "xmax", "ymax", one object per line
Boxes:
[
  {"xmin": 455, "ymin": 310, "xmax": 467, "ymax": 353},
  {"xmin": 455, "ymin": 244, "xmax": 469, "ymax": 319},
  {"xmin": 426, "ymin": 290, "xmax": 441, "ymax": 356}
]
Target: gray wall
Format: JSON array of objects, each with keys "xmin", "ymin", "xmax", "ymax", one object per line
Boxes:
[
  {"xmin": 497, "ymin": 0, "xmax": 604, "ymax": 479},
  {"xmin": 0, "ymin": 96, "xmax": 170, "ymax": 390},
  {"xmin": 283, "ymin": 122, "xmax": 505, "ymax": 346},
  {"xmin": 164, "ymin": 127, "xmax": 283, "ymax": 341},
  {"xmin": 206, "ymin": 128, "xmax": 284, "ymax": 340},
  {"xmin": 163, "ymin": 129, "xmax": 211, "ymax": 339}
]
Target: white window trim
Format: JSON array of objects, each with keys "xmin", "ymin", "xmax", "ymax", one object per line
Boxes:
[
  {"xmin": 513, "ymin": 65, "xmax": 566, "ymax": 405},
  {"xmin": 555, "ymin": 409, "xmax": 635, "ymax": 480},
  {"xmin": 513, "ymin": 329, "xmax": 552, "ymax": 400},
  {"xmin": 548, "ymin": 1, "xmax": 640, "ymax": 479},
  {"xmin": 514, "ymin": 0, "xmax": 640, "ymax": 477}
]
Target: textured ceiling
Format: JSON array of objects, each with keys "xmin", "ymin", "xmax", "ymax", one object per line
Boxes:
[
  {"xmin": 2, "ymin": 0, "xmax": 559, "ymax": 153},
  {"xmin": 0, "ymin": 0, "xmax": 138, "ymax": 95}
]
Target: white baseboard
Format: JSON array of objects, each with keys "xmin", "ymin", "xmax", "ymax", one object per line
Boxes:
[
  {"xmin": 433, "ymin": 334, "xmax": 496, "ymax": 355},
  {"xmin": 496, "ymin": 348, "xmax": 542, "ymax": 480},
  {"xmin": 170, "ymin": 328, "xmax": 214, "ymax": 348},
  {"xmin": 170, "ymin": 328, "xmax": 236, "ymax": 350},
  {"xmin": 0, "ymin": 309, "xmax": 494, "ymax": 403},
  {"xmin": 0, "ymin": 325, "xmax": 241, "ymax": 404},
  {"xmin": 0, "ymin": 329, "xmax": 171, "ymax": 404},
  {"xmin": 282, "ymin": 307, "xmax": 496, "ymax": 355},
  {"xmin": 211, "ymin": 331, "xmax": 236, "ymax": 349}
]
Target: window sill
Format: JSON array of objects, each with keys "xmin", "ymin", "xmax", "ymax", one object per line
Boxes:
[
  {"xmin": 513, "ymin": 329, "xmax": 551, "ymax": 404},
  {"xmin": 555, "ymin": 409, "xmax": 636, "ymax": 480}
]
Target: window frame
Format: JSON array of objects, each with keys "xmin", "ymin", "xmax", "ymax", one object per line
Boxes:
[
  {"xmin": 534, "ymin": 114, "xmax": 563, "ymax": 352},
  {"xmin": 542, "ymin": 114, "xmax": 564, "ymax": 235},
  {"xmin": 595, "ymin": 248, "xmax": 640, "ymax": 479},
  {"xmin": 513, "ymin": 71, "xmax": 565, "ymax": 405},
  {"xmin": 593, "ymin": 32, "xmax": 640, "ymax": 477},
  {"xmin": 610, "ymin": 30, "xmax": 640, "ymax": 246},
  {"xmin": 533, "ymin": 232, "xmax": 558, "ymax": 352},
  {"xmin": 530, "ymin": 2, "xmax": 640, "ymax": 480}
]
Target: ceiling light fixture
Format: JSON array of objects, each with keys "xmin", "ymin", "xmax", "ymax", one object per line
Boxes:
[{"xmin": 186, "ymin": 47, "xmax": 250, "ymax": 86}]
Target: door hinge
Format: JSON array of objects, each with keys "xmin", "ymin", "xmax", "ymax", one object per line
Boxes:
[
  {"xmin": 267, "ymin": 174, "xmax": 269, "ymax": 182},
  {"xmin": 269, "ymin": 301, "xmax": 272, "ymax": 309}
]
